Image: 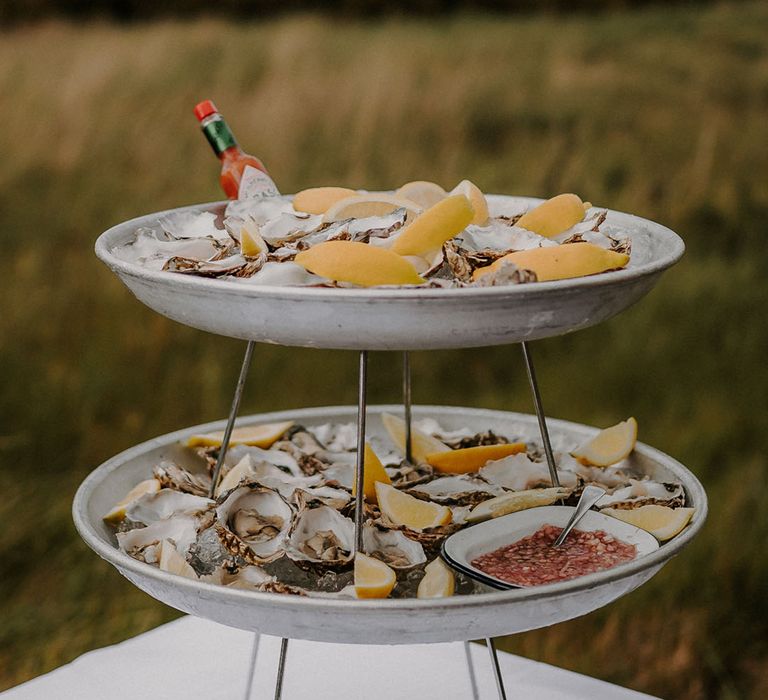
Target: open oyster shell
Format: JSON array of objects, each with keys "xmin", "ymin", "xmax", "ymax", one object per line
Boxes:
[
  {"xmin": 286, "ymin": 505, "xmax": 355, "ymax": 567},
  {"xmin": 596, "ymin": 479, "xmax": 685, "ymax": 510},
  {"xmin": 362, "ymin": 524, "xmax": 427, "ymax": 569},
  {"xmin": 216, "ymin": 485, "xmax": 295, "ymax": 564},
  {"xmin": 407, "ymin": 475, "xmax": 503, "ymax": 506}
]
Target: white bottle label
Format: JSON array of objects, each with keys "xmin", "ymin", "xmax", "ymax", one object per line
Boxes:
[{"xmin": 238, "ymin": 165, "xmax": 280, "ymax": 200}]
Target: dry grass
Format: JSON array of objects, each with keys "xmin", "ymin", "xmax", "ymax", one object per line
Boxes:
[{"xmin": 1, "ymin": 5, "xmax": 767, "ymax": 697}]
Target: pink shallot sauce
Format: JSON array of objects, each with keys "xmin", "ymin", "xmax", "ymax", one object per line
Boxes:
[{"xmin": 470, "ymin": 524, "xmax": 637, "ymax": 587}]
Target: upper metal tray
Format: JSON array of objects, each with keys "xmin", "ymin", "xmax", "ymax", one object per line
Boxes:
[
  {"xmin": 72, "ymin": 405, "xmax": 706, "ymax": 645},
  {"xmin": 94, "ymin": 196, "xmax": 684, "ymax": 350}
]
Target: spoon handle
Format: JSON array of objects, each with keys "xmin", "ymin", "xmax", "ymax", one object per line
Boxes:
[{"xmin": 552, "ymin": 484, "xmax": 606, "ymax": 547}]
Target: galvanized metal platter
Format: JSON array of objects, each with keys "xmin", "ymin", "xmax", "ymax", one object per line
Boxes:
[
  {"xmin": 94, "ymin": 196, "xmax": 684, "ymax": 350},
  {"xmin": 73, "ymin": 405, "xmax": 706, "ymax": 645}
]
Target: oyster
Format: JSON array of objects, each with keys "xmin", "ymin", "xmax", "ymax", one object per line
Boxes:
[
  {"xmin": 226, "ymin": 444, "xmax": 303, "ymax": 478},
  {"xmin": 596, "ymin": 479, "xmax": 685, "ymax": 510},
  {"xmin": 116, "ymin": 515, "xmax": 201, "ymax": 564},
  {"xmin": 286, "ymin": 505, "xmax": 355, "ymax": 567},
  {"xmin": 407, "ymin": 475, "xmax": 503, "ymax": 506},
  {"xmin": 362, "ymin": 525, "xmax": 426, "ymax": 569},
  {"xmin": 125, "ymin": 489, "xmax": 215, "ymax": 525},
  {"xmin": 479, "ymin": 453, "xmax": 579, "ymax": 491},
  {"xmin": 292, "ymin": 486, "xmax": 352, "ymax": 511},
  {"xmin": 153, "ymin": 461, "xmax": 211, "ymax": 497},
  {"xmin": 216, "ymin": 485, "xmax": 294, "ymax": 564}
]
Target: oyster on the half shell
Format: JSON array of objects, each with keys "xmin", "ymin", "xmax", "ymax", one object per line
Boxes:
[
  {"xmin": 216, "ymin": 484, "xmax": 294, "ymax": 564},
  {"xmin": 286, "ymin": 505, "xmax": 355, "ymax": 567}
]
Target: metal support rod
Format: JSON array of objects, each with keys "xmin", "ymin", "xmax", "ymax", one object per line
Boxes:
[
  {"xmin": 485, "ymin": 638, "xmax": 509, "ymax": 700},
  {"xmin": 520, "ymin": 341, "xmax": 560, "ymax": 488},
  {"xmin": 354, "ymin": 350, "xmax": 369, "ymax": 554},
  {"xmin": 273, "ymin": 638, "xmax": 289, "ymax": 700},
  {"xmin": 242, "ymin": 633, "xmax": 261, "ymax": 700},
  {"xmin": 208, "ymin": 340, "xmax": 256, "ymax": 498},
  {"xmin": 402, "ymin": 351, "xmax": 413, "ymax": 464},
  {"xmin": 464, "ymin": 641, "xmax": 480, "ymax": 700}
]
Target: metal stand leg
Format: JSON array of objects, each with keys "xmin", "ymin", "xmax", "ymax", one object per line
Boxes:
[
  {"xmin": 402, "ymin": 351, "xmax": 413, "ymax": 464},
  {"xmin": 464, "ymin": 641, "xmax": 480, "ymax": 700},
  {"xmin": 354, "ymin": 350, "xmax": 369, "ymax": 554},
  {"xmin": 208, "ymin": 340, "xmax": 256, "ymax": 498},
  {"xmin": 520, "ymin": 341, "xmax": 561, "ymax": 488},
  {"xmin": 486, "ymin": 638, "xmax": 509, "ymax": 700},
  {"xmin": 243, "ymin": 633, "xmax": 261, "ymax": 700},
  {"xmin": 273, "ymin": 638, "xmax": 289, "ymax": 700}
]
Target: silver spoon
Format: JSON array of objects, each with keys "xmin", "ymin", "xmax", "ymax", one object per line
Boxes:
[{"xmin": 552, "ymin": 484, "xmax": 607, "ymax": 547}]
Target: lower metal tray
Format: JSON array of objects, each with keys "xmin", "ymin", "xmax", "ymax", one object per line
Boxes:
[{"xmin": 73, "ymin": 405, "xmax": 706, "ymax": 645}]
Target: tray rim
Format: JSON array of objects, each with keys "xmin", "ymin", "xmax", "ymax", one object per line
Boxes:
[
  {"xmin": 73, "ymin": 404, "xmax": 707, "ymax": 615},
  {"xmin": 94, "ymin": 195, "xmax": 685, "ymax": 301}
]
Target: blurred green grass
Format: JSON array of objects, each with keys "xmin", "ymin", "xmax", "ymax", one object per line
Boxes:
[{"xmin": 0, "ymin": 4, "xmax": 767, "ymax": 697}]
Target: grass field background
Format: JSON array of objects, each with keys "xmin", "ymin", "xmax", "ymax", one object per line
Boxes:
[{"xmin": 0, "ymin": 4, "xmax": 767, "ymax": 697}]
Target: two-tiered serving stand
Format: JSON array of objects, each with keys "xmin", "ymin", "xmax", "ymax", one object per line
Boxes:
[{"xmin": 74, "ymin": 194, "xmax": 707, "ymax": 699}]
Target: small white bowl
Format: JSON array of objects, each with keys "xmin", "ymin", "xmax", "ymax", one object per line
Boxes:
[{"xmin": 442, "ymin": 505, "xmax": 660, "ymax": 590}]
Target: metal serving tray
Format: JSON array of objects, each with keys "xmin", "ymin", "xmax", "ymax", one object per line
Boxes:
[
  {"xmin": 94, "ymin": 196, "xmax": 684, "ymax": 350},
  {"xmin": 73, "ymin": 405, "xmax": 706, "ymax": 645}
]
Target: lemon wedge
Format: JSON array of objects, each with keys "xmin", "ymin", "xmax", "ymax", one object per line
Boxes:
[
  {"xmin": 395, "ymin": 181, "xmax": 447, "ymax": 209},
  {"xmin": 103, "ymin": 478, "xmax": 161, "ymax": 523},
  {"xmin": 391, "ymin": 195, "xmax": 474, "ymax": 256},
  {"xmin": 380, "ymin": 413, "xmax": 451, "ymax": 464},
  {"xmin": 354, "ymin": 553, "xmax": 397, "ymax": 599},
  {"xmin": 570, "ymin": 418, "xmax": 638, "ymax": 467},
  {"xmin": 375, "ymin": 482, "xmax": 452, "ymax": 531},
  {"xmin": 426, "ymin": 443, "xmax": 527, "ymax": 474},
  {"xmin": 473, "ymin": 242, "xmax": 629, "ymax": 283},
  {"xmin": 294, "ymin": 241, "xmax": 425, "ymax": 287},
  {"xmin": 516, "ymin": 193, "xmax": 586, "ymax": 237},
  {"xmin": 322, "ymin": 194, "xmax": 421, "ymax": 223},
  {"xmin": 352, "ymin": 443, "xmax": 392, "ymax": 503},
  {"xmin": 450, "ymin": 180, "xmax": 489, "ymax": 225},
  {"xmin": 417, "ymin": 557, "xmax": 455, "ymax": 599},
  {"xmin": 602, "ymin": 505, "xmax": 695, "ymax": 542},
  {"xmin": 293, "ymin": 187, "xmax": 357, "ymax": 214},
  {"xmin": 158, "ymin": 539, "xmax": 197, "ymax": 578},
  {"xmin": 186, "ymin": 421, "xmax": 294, "ymax": 449},
  {"xmin": 215, "ymin": 455, "xmax": 256, "ymax": 497},
  {"xmin": 466, "ymin": 487, "xmax": 571, "ymax": 523},
  {"xmin": 240, "ymin": 225, "xmax": 267, "ymax": 257}
]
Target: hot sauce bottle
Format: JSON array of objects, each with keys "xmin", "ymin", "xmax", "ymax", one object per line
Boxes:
[{"xmin": 193, "ymin": 99, "xmax": 278, "ymax": 200}]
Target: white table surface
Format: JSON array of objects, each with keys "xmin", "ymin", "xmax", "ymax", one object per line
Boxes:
[{"xmin": 2, "ymin": 616, "xmax": 660, "ymax": 699}]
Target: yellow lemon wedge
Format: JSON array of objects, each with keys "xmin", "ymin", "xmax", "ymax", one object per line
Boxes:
[
  {"xmin": 602, "ymin": 505, "xmax": 695, "ymax": 542},
  {"xmin": 322, "ymin": 194, "xmax": 421, "ymax": 223},
  {"xmin": 293, "ymin": 187, "xmax": 357, "ymax": 214},
  {"xmin": 426, "ymin": 443, "xmax": 527, "ymax": 474},
  {"xmin": 103, "ymin": 478, "xmax": 161, "ymax": 524},
  {"xmin": 380, "ymin": 413, "xmax": 451, "ymax": 464},
  {"xmin": 186, "ymin": 421, "xmax": 294, "ymax": 449},
  {"xmin": 375, "ymin": 482, "xmax": 452, "ymax": 531},
  {"xmin": 158, "ymin": 539, "xmax": 197, "ymax": 578},
  {"xmin": 473, "ymin": 242, "xmax": 629, "ymax": 283},
  {"xmin": 354, "ymin": 552, "xmax": 397, "ymax": 599},
  {"xmin": 570, "ymin": 417, "xmax": 638, "ymax": 467},
  {"xmin": 352, "ymin": 443, "xmax": 392, "ymax": 503},
  {"xmin": 417, "ymin": 557, "xmax": 455, "ymax": 599},
  {"xmin": 240, "ymin": 225, "xmax": 267, "ymax": 257},
  {"xmin": 103, "ymin": 479, "xmax": 160, "ymax": 523},
  {"xmin": 450, "ymin": 179, "xmax": 489, "ymax": 225},
  {"xmin": 516, "ymin": 193, "xmax": 586, "ymax": 237},
  {"xmin": 395, "ymin": 181, "xmax": 447, "ymax": 209},
  {"xmin": 391, "ymin": 195, "xmax": 475, "ymax": 257},
  {"xmin": 466, "ymin": 487, "xmax": 571, "ymax": 523},
  {"xmin": 294, "ymin": 241, "xmax": 425, "ymax": 287},
  {"xmin": 215, "ymin": 455, "xmax": 256, "ymax": 497}
]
